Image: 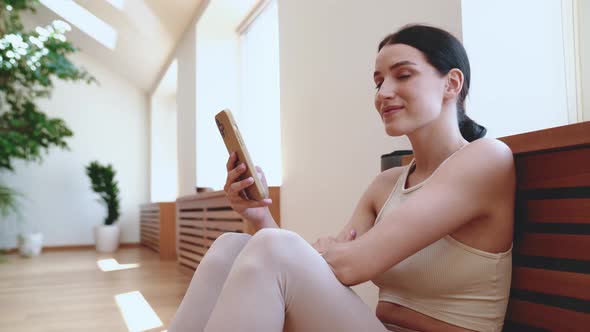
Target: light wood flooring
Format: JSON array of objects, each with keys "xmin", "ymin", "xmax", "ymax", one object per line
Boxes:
[{"xmin": 0, "ymin": 247, "xmax": 192, "ymax": 332}]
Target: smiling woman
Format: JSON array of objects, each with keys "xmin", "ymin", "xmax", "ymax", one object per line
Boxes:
[{"xmin": 167, "ymin": 24, "xmax": 515, "ymax": 332}]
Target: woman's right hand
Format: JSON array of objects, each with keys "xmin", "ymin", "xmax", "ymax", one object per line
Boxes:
[{"xmin": 223, "ymin": 152, "xmax": 273, "ymax": 225}]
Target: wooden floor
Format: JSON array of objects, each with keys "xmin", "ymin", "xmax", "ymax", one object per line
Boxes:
[{"xmin": 0, "ymin": 247, "xmax": 192, "ymax": 332}]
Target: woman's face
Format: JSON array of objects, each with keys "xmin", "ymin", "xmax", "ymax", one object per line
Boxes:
[{"xmin": 373, "ymin": 44, "xmax": 448, "ymax": 137}]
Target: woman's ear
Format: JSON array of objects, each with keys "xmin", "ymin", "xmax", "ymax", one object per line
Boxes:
[{"xmin": 444, "ymin": 68, "xmax": 464, "ymax": 100}]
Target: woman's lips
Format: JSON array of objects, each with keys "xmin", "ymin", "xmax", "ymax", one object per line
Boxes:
[{"xmin": 382, "ymin": 106, "xmax": 404, "ymax": 117}]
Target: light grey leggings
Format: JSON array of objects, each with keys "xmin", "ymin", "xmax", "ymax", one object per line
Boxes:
[{"xmin": 168, "ymin": 228, "xmax": 391, "ymax": 332}]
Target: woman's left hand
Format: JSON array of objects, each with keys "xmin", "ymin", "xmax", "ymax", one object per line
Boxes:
[{"xmin": 312, "ymin": 229, "xmax": 356, "ymax": 255}]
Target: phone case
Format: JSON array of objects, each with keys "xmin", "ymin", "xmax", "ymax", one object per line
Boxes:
[{"xmin": 215, "ymin": 109, "xmax": 268, "ymax": 201}]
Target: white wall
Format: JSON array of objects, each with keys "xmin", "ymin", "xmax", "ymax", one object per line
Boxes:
[
  {"xmin": 151, "ymin": 95, "xmax": 178, "ymax": 202},
  {"xmin": 462, "ymin": 0, "xmax": 570, "ymax": 138},
  {"xmin": 0, "ymin": 51, "xmax": 149, "ymax": 248},
  {"xmin": 277, "ymin": 0, "xmax": 462, "ymax": 309},
  {"xmin": 176, "ymin": 25, "xmax": 198, "ymax": 196},
  {"xmin": 580, "ymin": 0, "xmax": 590, "ymax": 121}
]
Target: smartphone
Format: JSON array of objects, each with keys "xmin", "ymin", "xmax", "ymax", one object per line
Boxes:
[{"xmin": 215, "ymin": 109, "xmax": 268, "ymax": 201}]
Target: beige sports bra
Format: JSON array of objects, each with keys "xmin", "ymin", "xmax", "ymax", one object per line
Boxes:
[{"xmin": 371, "ymin": 153, "xmax": 512, "ymax": 332}]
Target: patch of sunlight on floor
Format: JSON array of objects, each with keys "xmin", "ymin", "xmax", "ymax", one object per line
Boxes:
[
  {"xmin": 115, "ymin": 291, "xmax": 163, "ymax": 332},
  {"xmin": 97, "ymin": 258, "xmax": 140, "ymax": 272}
]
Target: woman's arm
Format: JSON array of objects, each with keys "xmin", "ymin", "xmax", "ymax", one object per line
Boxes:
[
  {"xmin": 333, "ymin": 167, "xmax": 405, "ymax": 242},
  {"xmin": 323, "ymin": 138, "xmax": 515, "ymax": 286}
]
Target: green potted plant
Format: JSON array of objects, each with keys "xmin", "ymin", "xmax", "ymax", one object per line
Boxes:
[
  {"xmin": 0, "ymin": 0, "xmax": 95, "ymax": 256},
  {"xmin": 85, "ymin": 161, "xmax": 121, "ymax": 253}
]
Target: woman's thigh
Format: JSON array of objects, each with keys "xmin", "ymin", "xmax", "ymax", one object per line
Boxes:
[{"xmin": 242, "ymin": 229, "xmax": 389, "ymax": 332}]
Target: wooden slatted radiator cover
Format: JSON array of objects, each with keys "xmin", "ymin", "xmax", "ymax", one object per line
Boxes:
[
  {"xmin": 176, "ymin": 192, "xmax": 247, "ymax": 273},
  {"xmin": 175, "ymin": 187, "xmax": 280, "ymax": 274},
  {"xmin": 139, "ymin": 202, "xmax": 176, "ymax": 260}
]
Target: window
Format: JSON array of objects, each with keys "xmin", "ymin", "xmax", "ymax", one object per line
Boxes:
[{"xmin": 238, "ymin": 0, "xmax": 281, "ymax": 186}]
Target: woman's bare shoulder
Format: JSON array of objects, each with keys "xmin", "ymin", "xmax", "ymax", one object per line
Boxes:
[{"xmin": 366, "ymin": 165, "xmax": 407, "ymax": 211}]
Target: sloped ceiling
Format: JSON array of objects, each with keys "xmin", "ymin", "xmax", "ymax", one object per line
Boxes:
[{"xmin": 25, "ymin": 0, "xmax": 204, "ymax": 92}]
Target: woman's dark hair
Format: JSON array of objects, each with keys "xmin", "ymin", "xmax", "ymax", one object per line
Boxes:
[{"xmin": 378, "ymin": 24, "xmax": 486, "ymax": 142}]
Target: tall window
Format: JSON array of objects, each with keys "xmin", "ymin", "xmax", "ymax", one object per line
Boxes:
[
  {"xmin": 196, "ymin": 0, "xmax": 280, "ymax": 189},
  {"xmin": 238, "ymin": 0, "xmax": 281, "ymax": 186}
]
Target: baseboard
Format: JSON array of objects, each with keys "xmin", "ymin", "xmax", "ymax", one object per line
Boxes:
[{"xmin": 4, "ymin": 242, "xmax": 141, "ymax": 254}]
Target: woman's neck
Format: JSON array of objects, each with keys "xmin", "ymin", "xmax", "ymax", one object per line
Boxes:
[{"xmin": 406, "ymin": 112, "xmax": 469, "ymax": 179}]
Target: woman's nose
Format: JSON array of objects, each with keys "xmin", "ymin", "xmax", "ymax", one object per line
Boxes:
[{"xmin": 376, "ymin": 80, "xmax": 395, "ymax": 100}]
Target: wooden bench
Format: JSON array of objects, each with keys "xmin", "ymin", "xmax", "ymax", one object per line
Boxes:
[
  {"xmin": 397, "ymin": 122, "xmax": 590, "ymax": 331},
  {"xmin": 498, "ymin": 122, "xmax": 590, "ymax": 331}
]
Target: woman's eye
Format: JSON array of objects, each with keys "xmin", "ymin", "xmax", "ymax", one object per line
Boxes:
[
  {"xmin": 398, "ymin": 74, "xmax": 411, "ymax": 80},
  {"xmin": 375, "ymin": 82, "xmax": 382, "ymax": 90}
]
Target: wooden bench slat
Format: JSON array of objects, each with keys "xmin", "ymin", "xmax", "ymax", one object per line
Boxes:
[
  {"xmin": 179, "ymin": 242, "xmax": 209, "ymax": 256},
  {"xmin": 507, "ymin": 299, "xmax": 590, "ymax": 332},
  {"xmin": 206, "ymin": 209, "xmax": 242, "ymax": 220},
  {"xmin": 178, "ymin": 249, "xmax": 204, "ymax": 263},
  {"xmin": 512, "ymin": 267, "xmax": 590, "ymax": 300},
  {"xmin": 516, "ymin": 233, "xmax": 590, "ymax": 260},
  {"xmin": 178, "ymin": 218, "xmax": 206, "ymax": 227},
  {"xmin": 141, "ymin": 224, "xmax": 160, "ymax": 233},
  {"xmin": 178, "ymin": 211, "xmax": 207, "ymax": 219},
  {"xmin": 515, "ymin": 147, "xmax": 590, "ymax": 190},
  {"xmin": 178, "ymin": 227, "xmax": 205, "ymax": 236},
  {"xmin": 527, "ymin": 199, "xmax": 590, "ymax": 224},
  {"xmin": 206, "ymin": 220, "xmax": 245, "ymax": 232},
  {"xmin": 178, "ymin": 256, "xmax": 199, "ymax": 270}
]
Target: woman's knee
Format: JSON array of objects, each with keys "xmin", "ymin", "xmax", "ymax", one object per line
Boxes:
[
  {"xmin": 210, "ymin": 232, "xmax": 251, "ymax": 252},
  {"xmin": 196, "ymin": 232, "xmax": 252, "ymax": 275},
  {"xmin": 246, "ymin": 228, "xmax": 314, "ymax": 261}
]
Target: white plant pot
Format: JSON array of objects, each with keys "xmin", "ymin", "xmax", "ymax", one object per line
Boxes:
[
  {"xmin": 94, "ymin": 224, "xmax": 121, "ymax": 253},
  {"xmin": 17, "ymin": 232, "xmax": 43, "ymax": 257}
]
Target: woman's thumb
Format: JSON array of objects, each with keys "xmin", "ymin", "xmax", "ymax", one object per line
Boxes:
[{"xmin": 347, "ymin": 229, "xmax": 357, "ymax": 241}]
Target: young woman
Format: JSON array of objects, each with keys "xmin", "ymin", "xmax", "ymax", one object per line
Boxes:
[{"xmin": 168, "ymin": 24, "xmax": 515, "ymax": 332}]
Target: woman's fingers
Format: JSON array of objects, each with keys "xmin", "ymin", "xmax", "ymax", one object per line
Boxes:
[
  {"xmin": 229, "ymin": 177, "xmax": 254, "ymax": 197},
  {"xmin": 227, "ymin": 162, "xmax": 247, "ymax": 186},
  {"xmin": 345, "ymin": 229, "xmax": 357, "ymax": 241},
  {"xmin": 226, "ymin": 152, "xmax": 238, "ymax": 171},
  {"xmin": 234, "ymin": 198, "xmax": 272, "ymax": 211}
]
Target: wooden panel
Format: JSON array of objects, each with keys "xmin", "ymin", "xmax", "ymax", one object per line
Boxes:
[
  {"xmin": 141, "ymin": 213, "xmax": 160, "ymax": 224},
  {"xmin": 178, "ymin": 219, "xmax": 206, "ymax": 228},
  {"xmin": 206, "ymin": 220, "xmax": 244, "ymax": 232},
  {"xmin": 206, "ymin": 209, "xmax": 241, "ymax": 220},
  {"xmin": 205, "ymin": 229, "xmax": 238, "ymax": 239},
  {"xmin": 178, "ymin": 250, "xmax": 204, "ymax": 263},
  {"xmin": 159, "ymin": 202, "xmax": 177, "ymax": 260},
  {"xmin": 141, "ymin": 227, "xmax": 159, "ymax": 237},
  {"xmin": 515, "ymin": 147, "xmax": 590, "ymax": 190},
  {"xmin": 178, "ymin": 227, "xmax": 205, "ymax": 236},
  {"xmin": 141, "ymin": 233, "xmax": 159, "ymax": 245},
  {"xmin": 178, "ymin": 242, "xmax": 208, "ymax": 256},
  {"xmin": 498, "ymin": 121, "xmax": 590, "ymax": 155},
  {"xmin": 178, "ymin": 256, "xmax": 199, "ymax": 270},
  {"xmin": 516, "ymin": 234, "xmax": 590, "ymax": 260},
  {"xmin": 512, "ymin": 267, "xmax": 590, "ymax": 300},
  {"xmin": 527, "ymin": 199, "xmax": 590, "ymax": 224},
  {"xmin": 179, "ymin": 236, "xmax": 213, "ymax": 247},
  {"xmin": 177, "ymin": 210, "xmax": 207, "ymax": 219},
  {"xmin": 178, "ymin": 234, "xmax": 206, "ymax": 246},
  {"xmin": 507, "ymin": 299, "xmax": 590, "ymax": 332},
  {"xmin": 140, "ymin": 223, "xmax": 159, "ymax": 231}
]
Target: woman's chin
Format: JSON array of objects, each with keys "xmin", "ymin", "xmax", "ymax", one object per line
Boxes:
[{"xmin": 384, "ymin": 125, "xmax": 406, "ymax": 137}]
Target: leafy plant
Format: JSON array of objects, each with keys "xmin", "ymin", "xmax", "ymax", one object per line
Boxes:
[
  {"xmin": 85, "ymin": 161, "xmax": 120, "ymax": 226},
  {"xmin": 0, "ymin": 0, "xmax": 95, "ymax": 219},
  {"xmin": 0, "ymin": 182, "xmax": 20, "ymax": 217}
]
